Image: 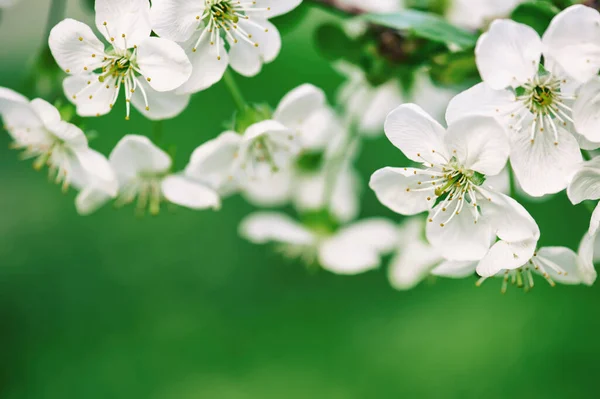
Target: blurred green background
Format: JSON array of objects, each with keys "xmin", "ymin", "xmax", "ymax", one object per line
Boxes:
[{"xmin": 1, "ymin": 1, "xmax": 599, "ymax": 398}]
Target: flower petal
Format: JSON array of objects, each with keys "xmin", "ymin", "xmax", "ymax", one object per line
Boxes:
[
  {"xmin": 535, "ymin": 246, "xmax": 584, "ymax": 285},
  {"xmin": 0, "ymin": 87, "xmax": 41, "ymax": 129},
  {"xmin": 75, "ymin": 187, "xmax": 113, "ymax": 215},
  {"xmin": 567, "ymin": 157, "xmax": 600, "ymax": 204},
  {"xmin": 273, "ymin": 84, "xmax": 326, "ymax": 129},
  {"xmin": 176, "ymin": 30, "xmax": 228, "ymax": 94},
  {"xmin": 445, "ymin": 82, "xmax": 516, "ymax": 125},
  {"xmin": 475, "ymin": 19, "xmax": 542, "ymax": 89},
  {"xmin": 162, "ymin": 175, "xmax": 221, "ymax": 210},
  {"xmin": 30, "ymin": 99, "xmax": 61, "ymax": 128},
  {"xmin": 369, "ymin": 167, "xmax": 433, "ymax": 216},
  {"xmin": 482, "ymin": 190, "xmax": 540, "ymax": 244},
  {"xmin": 573, "ymin": 77, "xmax": 600, "ymax": 143},
  {"xmin": 426, "ymin": 203, "xmax": 494, "ymax": 261},
  {"xmin": 95, "ymin": 0, "xmax": 151, "ymax": 48},
  {"xmin": 431, "ymin": 260, "xmax": 477, "ymax": 278},
  {"xmin": 109, "ymin": 135, "xmax": 171, "ymax": 181},
  {"xmin": 239, "ymin": 212, "xmax": 315, "ymax": 245},
  {"xmin": 63, "ymin": 75, "xmax": 117, "ymax": 117},
  {"xmin": 228, "ymin": 19, "xmax": 281, "ymax": 77},
  {"xmin": 384, "ymin": 104, "xmax": 449, "ymax": 165},
  {"xmin": 49, "ymin": 18, "xmax": 106, "ymax": 75},
  {"xmin": 577, "ymin": 231, "xmax": 598, "ymax": 286},
  {"xmin": 542, "ymin": 5, "xmax": 600, "ymax": 83},
  {"xmin": 73, "ymin": 148, "xmax": 118, "ymax": 195},
  {"xmin": 509, "ymin": 125, "xmax": 582, "ymax": 197},
  {"xmin": 476, "ymin": 238, "xmax": 537, "ymax": 277},
  {"xmin": 149, "ymin": 0, "xmax": 204, "ymax": 42},
  {"xmin": 243, "ymin": 168, "xmax": 293, "ymax": 207},
  {"xmin": 136, "ymin": 37, "xmax": 192, "ymax": 92},
  {"xmin": 253, "ymin": 0, "xmax": 302, "ymax": 18},
  {"xmin": 130, "ymin": 79, "xmax": 190, "ymax": 120},
  {"xmin": 444, "ymin": 116, "xmax": 509, "ymax": 176},
  {"xmin": 590, "ymin": 202, "xmax": 600, "ymax": 236}
]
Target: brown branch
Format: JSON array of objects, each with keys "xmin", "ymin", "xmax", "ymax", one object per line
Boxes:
[{"xmin": 309, "ymin": 0, "xmax": 364, "ymax": 15}]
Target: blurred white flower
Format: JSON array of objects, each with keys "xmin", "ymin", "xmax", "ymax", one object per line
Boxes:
[
  {"xmin": 77, "ymin": 135, "xmax": 221, "ymax": 215},
  {"xmin": 568, "ymin": 157, "xmax": 600, "ymax": 237},
  {"xmin": 150, "ymin": 0, "xmax": 302, "ymax": 93},
  {"xmin": 335, "ymin": 62, "xmax": 456, "ymax": 136},
  {"xmin": 370, "ymin": 104, "xmax": 540, "ymax": 275},
  {"xmin": 336, "ymin": 0, "xmax": 403, "ymax": 13},
  {"xmin": 578, "ymin": 230, "xmax": 599, "ymax": 286},
  {"xmin": 446, "ymin": 0, "xmax": 526, "ymax": 31},
  {"xmin": 240, "ymin": 212, "xmax": 397, "ymax": 275},
  {"xmin": 0, "ymin": 0, "xmax": 20, "ymax": 8},
  {"xmin": 241, "ymin": 84, "xmax": 361, "ymax": 222},
  {"xmin": 0, "ymin": 87, "xmax": 116, "ymax": 201},
  {"xmin": 447, "ymin": 6, "xmax": 600, "ymax": 196},
  {"xmin": 49, "ymin": 0, "xmax": 192, "ymax": 120}
]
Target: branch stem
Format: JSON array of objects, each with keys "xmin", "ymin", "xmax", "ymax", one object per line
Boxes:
[{"xmin": 223, "ymin": 69, "xmax": 248, "ymax": 112}]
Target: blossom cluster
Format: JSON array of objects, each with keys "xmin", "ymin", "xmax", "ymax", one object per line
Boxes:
[{"xmin": 1, "ymin": 0, "xmax": 599, "ymax": 294}]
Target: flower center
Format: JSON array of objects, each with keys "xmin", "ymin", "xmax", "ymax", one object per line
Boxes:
[
  {"xmin": 512, "ymin": 72, "xmax": 575, "ymax": 145},
  {"xmin": 475, "ymin": 252, "xmax": 568, "ymax": 293},
  {"xmin": 192, "ymin": 0, "xmax": 271, "ymax": 57},
  {"xmin": 115, "ymin": 174, "xmax": 165, "ymax": 216}
]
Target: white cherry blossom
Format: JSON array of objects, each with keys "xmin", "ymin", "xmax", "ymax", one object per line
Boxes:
[
  {"xmin": 447, "ymin": 6, "xmax": 600, "ymax": 196},
  {"xmin": 76, "ymin": 135, "xmax": 222, "ymax": 215},
  {"xmin": 150, "ymin": 0, "xmax": 302, "ymax": 93},
  {"xmin": 370, "ymin": 104, "xmax": 540, "ymax": 267},
  {"xmin": 49, "ymin": 0, "xmax": 192, "ymax": 120},
  {"xmin": 568, "ymin": 156, "xmax": 600, "ymax": 237},
  {"xmin": 0, "ymin": 87, "xmax": 116, "ymax": 201},
  {"xmin": 240, "ymin": 212, "xmax": 397, "ymax": 275},
  {"xmin": 446, "ymin": 0, "xmax": 526, "ymax": 31}
]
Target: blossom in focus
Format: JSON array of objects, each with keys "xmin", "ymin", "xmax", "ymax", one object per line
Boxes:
[
  {"xmin": 76, "ymin": 135, "xmax": 222, "ymax": 215},
  {"xmin": 0, "ymin": 87, "xmax": 116, "ymax": 203},
  {"xmin": 447, "ymin": 6, "xmax": 600, "ymax": 196},
  {"xmin": 369, "ymin": 104, "xmax": 540, "ymax": 276},
  {"xmin": 240, "ymin": 212, "xmax": 398, "ymax": 275},
  {"xmin": 49, "ymin": 0, "xmax": 192, "ymax": 120},
  {"xmin": 150, "ymin": 0, "xmax": 302, "ymax": 93}
]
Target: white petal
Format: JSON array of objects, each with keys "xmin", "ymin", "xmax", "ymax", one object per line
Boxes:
[
  {"xmin": 136, "ymin": 37, "xmax": 192, "ymax": 92},
  {"xmin": 384, "ymin": 104, "xmax": 449, "ymax": 165},
  {"xmin": 109, "ymin": 135, "xmax": 171, "ymax": 181},
  {"xmin": 150, "ymin": 0, "xmax": 204, "ymax": 42},
  {"xmin": 444, "ymin": 116, "xmax": 509, "ymax": 176},
  {"xmin": 63, "ymin": 75, "xmax": 117, "ymax": 117},
  {"xmin": 273, "ymin": 84, "xmax": 326, "ymax": 129},
  {"xmin": 445, "ymin": 82, "xmax": 515, "ymax": 125},
  {"xmin": 476, "ymin": 238, "xmax": 537, "ymax": 277},
  {"xmin": 0, "ymin": 87, "xmax": 41, "ymax": 129},
  {"xmin": 358, "ymin": 80, "xmax": 404, "ymax": 137},
  {"xmin": 239, "ymin": 212, "xmax": 315, "ymax": 245},
  {"xmin": 542, "ymin": 5, "xmax": 600, "ymax": 83},
  {"xmin": 75, "ymin": 187, "xmax": 113, "ymax": 215},
  {"xmin": 186, "ymin": 131, "xmax": 242, "ymax": 193},
  {"xmin": 30, "ymin": 99, "xmax": 61, "ymax": 128},
  {"xmin": 330, "ymin": 167, "xmax": 361, "ymax": 223},
  {"xmin": 369, "ymin": 167, "xmax": 432, "ymax": 216},
  {"xmin": 387, "ymin": 220, "xmax": 443, "ymax": 289},
  {"xmin": 228, "ymin": 20, "xmax": 281, "ymax": 77},
  {"xmin": 48, "ymin": 19, "xmax": 106, "ymax": 75},
  {"xmin": 176, "ymin": 30, "xmax": 228, "ymax": 94},
  {"xmin": 431, "ymin": 260, "xmax": 477, "ymax": 278},
  {"xmin": 590, "ymin": 202, "xmax": 600, "ymax": 236},
  {"xmin": 243, "ymin": 169, "xmax": 293, "ymax": 207},
  {"xmin": 319, "ymin": 218, "xmax": 398, "ymax": 275},
  {"xmin": 47, "ymin": 120, "xmax": 88, "ymax": 149},
  {"xmin": 536, "ymin": 247, "xmax": 584, "ymax": 285},
  {"xmin": 162, "ymin": 175, "xmax": 221, "ymax": 210},
  {"xmin": 573, "ymin": 78, "xmax": 600, "ymax": 143},
  {"xmin": 252, "ymin": 0, "xmax": 302, "ymax": 18},
  {"xmin": 95, "ymin": 0, "xmax": 151, "ymax": 48},
  {"xmin": 297, "ymin": 108, "xmax": 341, "ymax": 151},
  {"xmin": 567, "ymin": 157, "xmax": 600, "ymax": 204},
  {"xmin": 73, "ymin": 148, "xmax": 118, "ymax": 195},
  {"xmin": 426, "ymin": 203, "xmax": 494, "ymax": 261},
  {"xmin": 131, "ymin": 79, "xmax": 190, "ymax": 120},
  {"xmin": 482, "ymin": 190, "xmax": 540, "ymax": 243},
  {"xmin": 577, "ymin": 231, "xmax": 598, "ymax": 285},
  {"xmin": 475, "ymin": 19, "xmax": 542, "ymax": 89},
  {"xmin": 411, "ymin": 71, "xmax": 457, "ymax": 125},
  {"xmin": 510, "ymin": 125, "xmax": 582, "ymax": 197}
]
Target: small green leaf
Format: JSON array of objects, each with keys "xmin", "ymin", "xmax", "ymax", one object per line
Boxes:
[
  {"xmin": 511, "ymin": 1, "xmax": 560, "ymax": 36},
  {"xmin": 471, "ymin": 172, "xmax": 486, "ymax": 186},
  {"xmin": 363, "ymin": 10, "xmax": 478, "ymax": 49}
]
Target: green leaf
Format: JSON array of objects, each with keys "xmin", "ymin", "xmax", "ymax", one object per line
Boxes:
[
  {"xmin": 314, "ymin": 23, "xmax": 361, "ymax": 63},
  {"xmin": 511, "ymin": 1, "xmax": 560, "ymax": 36},
  {"xmin": 362, "ymin": 10, "xmax": 478, "ymax": 49}
]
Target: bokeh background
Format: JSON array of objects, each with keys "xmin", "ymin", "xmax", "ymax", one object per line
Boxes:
[{"xmin": 1, "ymin": 1, "xmax": 599, "ymax": 398}]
